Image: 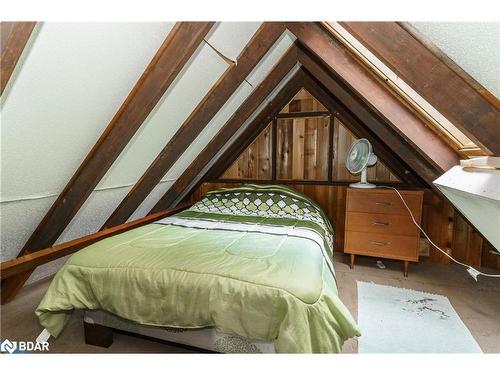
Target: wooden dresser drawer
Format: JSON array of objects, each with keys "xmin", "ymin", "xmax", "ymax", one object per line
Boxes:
[
  {"xmin": 345, "ymin": 231, "xmax": 419, "ymax": 261},
  {"xmin": 346, "ymin": 189, "xmax": 422, "ymax": 217},
  {"xmin": 345, "ymin": 212, "xmax": 419, "ymax": 237}
]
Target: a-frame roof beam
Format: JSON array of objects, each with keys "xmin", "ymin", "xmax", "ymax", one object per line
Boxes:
[
  {"xmin": 1, "ymin": 22, "xmax": 36, "ymax": 96},
  {"xmin": 301, "ymin": 69, "xmax": 426, "ymax": 187},
  {"xmin": 0, "ymin": 205, "xmax": 189, "ymax": 281},
  {"xmin": 286, "ymin": 22, "xmax": 460, "ymax": 176},
  {"xmin": 151, "ymin": 44, "xmax": 299, "ymax": 210},
  {"xmin": 0, "ymin": 22, "xmax": 214, "ymax": 305},
  {"xmin": 204, "ymin": 72, "xmax": 304, "ymax": 182},
  {"xmin": 297, "ymin": 42, "xmax": 447, "ymax": 185},
  {"xmin": 102, "ymin": 22, "xmax": 287, "ymax": 229},
  {"xmin": 152, "ymin": 66, "xmax": 303, "ymax": 212},
  {"xmin": 340, "ymin": 22, "xmax": 500, "ymax": 155}
]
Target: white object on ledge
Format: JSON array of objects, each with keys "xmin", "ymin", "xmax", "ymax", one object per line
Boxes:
[
  {"xmin": 433, "ymin": 165, "xmax": 500, "ymax": 251},
  {"xmin": 460, "ymin": 156, "xmax": 500, "ymax": 169}
]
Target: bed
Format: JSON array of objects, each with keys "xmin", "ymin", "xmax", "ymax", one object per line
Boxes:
[{"xmin": 36, "ymin": 184, "xmax": 359, "ymax": 353}]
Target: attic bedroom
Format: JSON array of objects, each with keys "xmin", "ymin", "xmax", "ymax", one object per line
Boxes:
[{"xmin": 1, "ymin": 1, "xmax": 499, "ymax": 371}]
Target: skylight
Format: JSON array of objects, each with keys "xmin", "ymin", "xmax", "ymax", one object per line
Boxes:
[{"xmin": 323, "ymin": 22, "xmax": 487, "ymax": 157}]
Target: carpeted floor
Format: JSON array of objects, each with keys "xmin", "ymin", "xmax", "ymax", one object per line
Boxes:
[{"xmin": 1, "ymin": 254, "xmax": 499, "ymax": 353}]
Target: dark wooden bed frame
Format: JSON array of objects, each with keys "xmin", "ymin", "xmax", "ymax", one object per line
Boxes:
[{"xmin": 83, "ymin": 320, "xmax": 215, "ymax": 353}]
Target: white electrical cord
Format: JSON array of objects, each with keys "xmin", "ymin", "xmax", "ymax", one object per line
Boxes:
[{"xmin": 378, "ymin": 185, "xmax": 500, "ymax": 281}]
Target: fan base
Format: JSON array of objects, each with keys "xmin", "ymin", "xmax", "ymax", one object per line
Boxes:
[{"xmin": 349, "ymin": 182, "xmax": 377, "ymax": 189}]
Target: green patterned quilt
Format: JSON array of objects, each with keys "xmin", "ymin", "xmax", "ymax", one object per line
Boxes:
[{"xmin": 36, "ymin": 184, "xmax": 359, "ymax": 353}]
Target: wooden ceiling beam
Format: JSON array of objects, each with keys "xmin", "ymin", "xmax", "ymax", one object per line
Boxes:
[
  {"xmin": 340, "ymin": 22, "xmax": 500, "ymax": 155},
  {"xmin": 1, "ymin": 22, "xmax": 37, "ymax": 95},
  {"xmin": 286, "ymin": 22, "xmax": 460, "ymax": 177},
  {"xmin": 0, "ymin": 205, "xmax": 189, "ymax": 281},
  {"xmin": 151, "ymin": 45, "xmax": 299, "ymax": 211},
  {"xmin": 102, "ymin": 23, "xmax": 287, "ymax": 229},
  {"xmin": 151, "ymin": 71, "xmax": 302, "ymax": 213},
  {"xmin": 205, "ymin": 72, "xmax": 304, "ymax": 183},
  {"xmin": 301, "ymin": 69, "xmax": 426, "ymax": 187},
  {"xmin": 297, "ymin": 42, "xmax": 446, "ymax": 185},
  {"xmin": 0, "ymin": 22, "xmax": 214, "ymax": 304}
]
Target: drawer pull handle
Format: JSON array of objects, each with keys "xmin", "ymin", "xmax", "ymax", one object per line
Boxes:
[
  {"xmin": 375, "ymin": 202, "xmax": 392, "ymax": 206},
  {"xmin": 372, "ymin": 221, "xmax": 390, "ymax": 226},
  {"xmin": 371, "ymin": 241, "xmax": 391, "ymax": 246}
]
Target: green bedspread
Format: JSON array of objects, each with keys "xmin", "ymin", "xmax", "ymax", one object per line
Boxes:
[{"xmin": 36, "ymin": 184, "xmax": 359, "ymax": 353}]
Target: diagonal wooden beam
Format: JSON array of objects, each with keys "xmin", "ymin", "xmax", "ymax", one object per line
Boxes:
[
  {"xmin": 286, "ymin": 22, "xmax": 460, "ymax": 177},
  {"xmin": 151, "ymin": 45, "xmax": 298, "ymax": 210},
  {"xmin": 154, "ymin": 70, "xmax": 305, "ymax": 211},
  {"xmin": 296, "ymin": 41, "xmax": 453, "ymax": 185},
  {"xmin": 205, "ymin": 72, "xmax": 304, "ymax": 182},
  {"xmin": 102, "ymin": 23, "xmax": 287, "ymax": 229},
  {"xmin": 1, "ymin": 22, "xmax": 36, "ymax": 95},
  {"xmin": 1, "ymin": 22, "xmax": 214, "ymax": 305},
  {"xmin": 301, "ymin": 68, "xmax": 425, "ymax": 187},
  {"xmin": 0, "ymin": 204, "xmax": 189, "ymax": 281},
  {"xmin": 340, "ymin": 22, "xmax": 500, "ymax": 155}
]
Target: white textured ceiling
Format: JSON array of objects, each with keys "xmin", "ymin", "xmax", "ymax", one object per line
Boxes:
[
  {"xmin": 1, "ymin": 22, "xmax": 173, "ymax": 201},
  {"xmin": 411, "ymin": 22, "xmax": 500, "ymax": 99}
]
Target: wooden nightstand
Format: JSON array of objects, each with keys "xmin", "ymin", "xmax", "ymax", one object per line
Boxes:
[{"xmin": 344, "ymin": 188, "xmax": 424, "ymax": 276}]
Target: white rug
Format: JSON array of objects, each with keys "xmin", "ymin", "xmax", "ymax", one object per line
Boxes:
[{"xmin": 357, "ymin": 281, "xmax": 482, "ymax": 353}]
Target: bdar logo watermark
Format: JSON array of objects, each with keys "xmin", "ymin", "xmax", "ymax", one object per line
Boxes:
[{"xmin": 1, "ymin": 339, "xmax": 49, "ymax": 354}]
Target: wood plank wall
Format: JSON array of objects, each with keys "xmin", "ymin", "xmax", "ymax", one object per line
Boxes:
[
  {"xmin": 223, "ymin": 89, "xmax": 400, "ymax": 183},
  {"xmin": 223, "ymin": 123, "xmax": 273, "ymax": 180},
  {"xmin": 332, "ymin": 118, "xmax": 399, "ymax": 182},
  {"xmin": 199, "ymin": 89, "xmax": 499, "ymax": 270}
]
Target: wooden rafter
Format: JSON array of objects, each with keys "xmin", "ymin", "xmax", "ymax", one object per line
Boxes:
[
  {"xmin": 297, "ymin": 43, "xmax": 449, "ymax": 185},
  {"xmin": 102, "ymin": 22, "xmax": 287, "ymax": 229},
  {"xmin": 0, "ymin": 22, "xmax": 214, "ymax": 304},
  {"xmin": 286, "ymin": 22, "xmax": 460, "ymax": 178},
  {"xmin": 0, "ymin": 205, "xmax": 189, "ymax": 281},
  {"xmin": 210, "ymin": 67, "xmax": 425, "ymax": 187},
  {"xmin": 340, "ymin": 22, "xmax": 500, "ymax": 155},
  {"xmin": 151, "ymin": 45, "xmax": 298, "ymax": 211},
  {"xmin": 191, "ymin": 73, "xmax": 304, "ymax": 196},
  {"xmin": 1, "ymin": 22, "xmax": 36, "ymax": 95},
  {"xmin": 301, "ymin": 69, "xmax": 425, "ymax": 186}
]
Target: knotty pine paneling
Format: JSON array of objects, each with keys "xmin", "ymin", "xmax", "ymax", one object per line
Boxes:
[
  {"xmin": 223, "ymin": 88, "xmax": 400, "ymax": 183},
  {"xmin": 223, "ymin": 123, "xmax": 272, "ymax": 180},
  {"xmin": 279, "ymin": 88, "xmax": 327, "ymax": 113},
  {"xmin": 333, "ymin": 118, "xmax": 399, "ymax": 182},
  {"xmin": 276, "ymin": 116, "xmax": 330, "ymax": 180}
]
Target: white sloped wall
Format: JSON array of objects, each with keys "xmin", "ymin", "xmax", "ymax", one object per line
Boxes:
[
  {"xmin": 130, "ymin": 30, "xmax": 297, "ymax": 218},
  {"xmin": 411, "ymin": 22, "xmax": 500, "ymax": 99},
  {"xmin": 0, "ymin": 22, "xmax": 174, "ymax": 284},
  {"xmin": 56, "ymin": 22, "xmax": 263, "ymax": 247}
]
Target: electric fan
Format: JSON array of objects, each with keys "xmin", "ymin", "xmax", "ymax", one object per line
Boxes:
[{"xmin": 345, "ymin": 138, "xmax": 378, "ymax": 188}]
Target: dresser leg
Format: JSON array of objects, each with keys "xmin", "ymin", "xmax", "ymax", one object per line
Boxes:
[
  {"xmin": 403, "ymin": 261, "xmax": 409, "ymax": 277},
  {"xmin": 349, "ymin": 254, "xmax": 355, "ymax": 269}
]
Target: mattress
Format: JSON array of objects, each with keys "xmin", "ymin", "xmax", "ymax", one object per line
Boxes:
[
  {"xmin": 36, "ymin": 184, "xmax": 360, "ymax": 353},
  {"xmin": 84, "ymin": 310, "xmax": 276, "ymax": 353}
]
